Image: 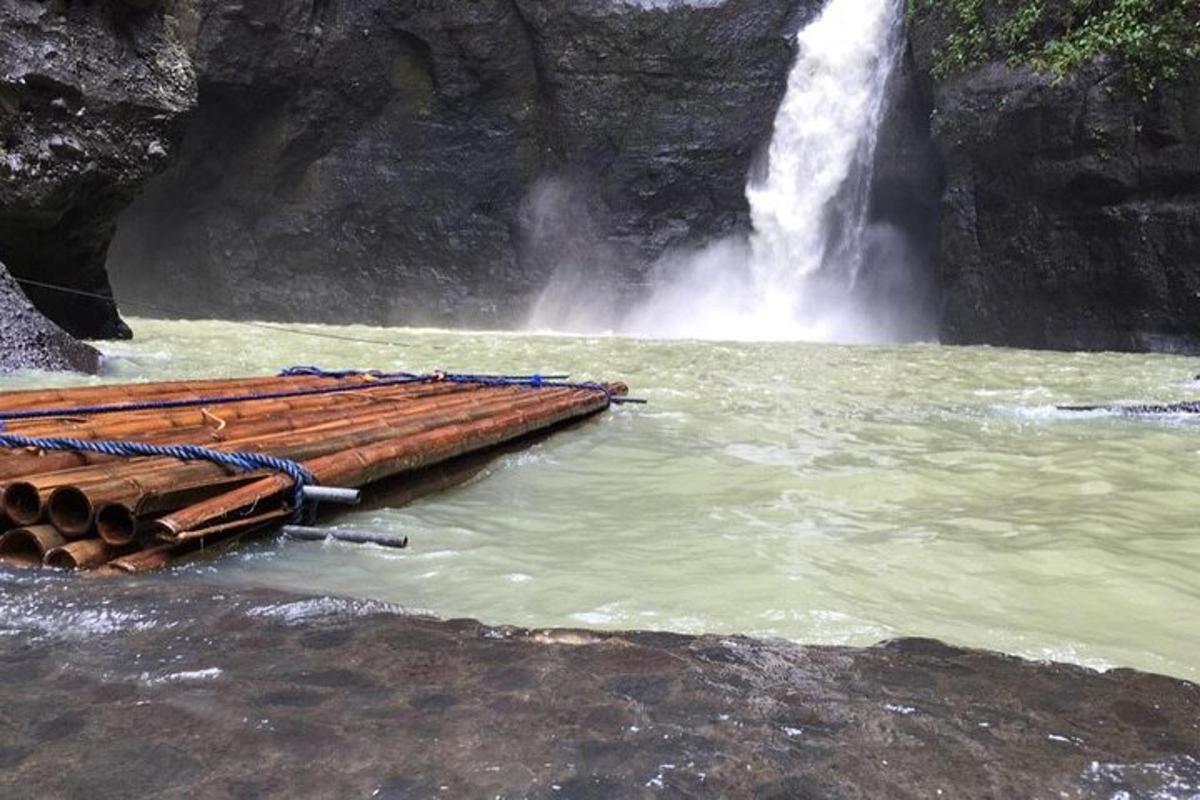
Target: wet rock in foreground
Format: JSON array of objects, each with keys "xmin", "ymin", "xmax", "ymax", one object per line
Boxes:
[{"xmin": 0, "ymin": 575, "xmax": 1196, "ymax": 799}]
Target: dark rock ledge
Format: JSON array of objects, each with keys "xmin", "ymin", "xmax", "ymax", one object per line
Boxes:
[
  {"xmin": 0, "ymin": 573, "xmax": 1195, "ymax": 799},
  {"xmin": 0, "ymin": 260, "xmax": 99, "ymax": 373}
]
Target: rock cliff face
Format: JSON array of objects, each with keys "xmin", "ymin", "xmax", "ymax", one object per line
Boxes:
[
  {"xmin": 905, "ymin": 4, "xmax": 1200, "ymax": 352},
  {"xmin": 108, "ymin": 0, "xmax": 813, "ymax": 327},
  {"xmin": 0, "ymin": 0, "xmax": 196, "ymax": 340},
  {"xmin": 863, "ymin": 40, "xmax": 944, "ymax": 342}
]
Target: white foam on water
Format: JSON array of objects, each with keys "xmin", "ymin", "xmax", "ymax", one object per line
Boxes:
[
  {"xmin": 246, "ymin": 596, "xmax": 402, "ymax": 624},
  {"xmin": 0, "ymin": 590, "xmax": 165, "ymax": 640}
]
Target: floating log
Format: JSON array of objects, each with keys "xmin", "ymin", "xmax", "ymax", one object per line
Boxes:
[
  {"xmin": 0, "ymin": 372, "xmax": 378, "ymax": 413},
  {"xmin": 3, "ymin": 385, "xmax": 546, "ymax": 529},
  {"xmin": 0, "ymin": 370, "xmax": 628, "ymax": 573},
  {"xmin": 0, "ymin": 381, "xmax": 478, "ymax": 481}
]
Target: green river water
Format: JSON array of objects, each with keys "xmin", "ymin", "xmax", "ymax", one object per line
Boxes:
[{"xmin": 6, "ymin": 318, "xmax": 1199, "ymax": 681}]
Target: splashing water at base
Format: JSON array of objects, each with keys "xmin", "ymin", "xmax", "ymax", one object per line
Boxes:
[
  {"xmin": 532, "ymin": 0, "xmax": 912, "ymax": 343},
  {"xmin": 625, "ymin": 0, "xmax": 903, "ymax": 341},
  {"xmin": 747, "ymin": 0, "xmax": 901, "ymax": 331}
]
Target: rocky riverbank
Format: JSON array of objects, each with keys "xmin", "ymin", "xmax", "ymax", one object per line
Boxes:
[{"xmin": 0, "ymin": 572, "xmax": 1196, "ymax": 798}]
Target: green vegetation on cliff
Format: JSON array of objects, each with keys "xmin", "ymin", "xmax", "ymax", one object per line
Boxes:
[{"xmin": 910, "ymin": 0, "xmax": 1200, "ymax": 89}]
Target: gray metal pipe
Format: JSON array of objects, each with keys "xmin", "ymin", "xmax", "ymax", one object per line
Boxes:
[{"xmin": 301, "ymin": 486, "xmax": 362, "ymax": 505}]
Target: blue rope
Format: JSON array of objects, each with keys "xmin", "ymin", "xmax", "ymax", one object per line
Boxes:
[{"xmin": 0, "ymin": 423, "xmax": 316, "ymax": 518}]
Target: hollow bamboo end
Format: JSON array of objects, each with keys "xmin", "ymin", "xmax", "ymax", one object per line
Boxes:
[
  {"xmin": 96, "ymin": 504, "xmax": 137, "ymax": 546},
  {"xmin": 47, "ymin": 487, "xmax": 95, "ymax": 537},
  {"xmin": 146, "ymin": 519, "xmax": 180, "ymax": 544},
  {"xmin": 44, "ymin": 540, "xmax": 112, "ymax": 571},
  {"xmin": 2, "ymin": 482, "xmax": 44, "ymax": 527},
  {"xmin": 44, "ymin": 546, "xmax": 80, "ymax": 570},
  {"xmin": 0, "ymin": 529, "xmax": 48, "ymax": 568}
]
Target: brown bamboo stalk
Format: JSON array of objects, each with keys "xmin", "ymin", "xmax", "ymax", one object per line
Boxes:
[
  {"xmin": 7, "ymin": 382, "xmax": 517, "ymax": 494},
  {"xmin": 0, "ymin": 525, "xmax": 66, "ymax": 567},
  {"xmin": 1, "ymin": 378, "xmax": 470, "ymax": 440},
  {"xmin": 0, "ymin": 373, "xmax": 376, "ymax": 412},
  {"xmin": 2, "ymin": 385, "xmax": 539, "ymax": 527},
  {"xmin": 0, "ymin": 381, "xmax": 479, "ymax": 482},
  {"xmin": 103, "ymin": 512, "xmax": 290, "ymax": 574},
  {"xmin": 156, "ymin": 384, "xmax": 622, "ymax": 541},
  {"xmin": 91, "ymin": 404, "xmax": 622, "ymax": 573},
  {"xmin": 101, "ymin": 544, "xmax": 176, "ymax": 575},
  {"xmin": 89, "ymin": 476, "xmax": 268, "ymax": 543},
  {"xmin": 36, "ymin": 386, "xmax": 576, "ymax": 536},
  {"xmin": 44, "ymin": 539, "xmax": 132, "ymax": 570}
]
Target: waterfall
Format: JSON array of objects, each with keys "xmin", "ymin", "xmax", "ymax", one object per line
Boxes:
[{"xmin": 618, "ymin": 0, "xmax": 905, "ymax": 342}]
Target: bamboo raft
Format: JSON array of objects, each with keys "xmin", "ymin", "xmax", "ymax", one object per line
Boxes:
[{"xmin": 0, "ymin": 369, "xmax": 628, "ymax": 574}]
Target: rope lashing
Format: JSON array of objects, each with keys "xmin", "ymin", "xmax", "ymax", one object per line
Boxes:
[{"xmin": 0, "ymin": 421, "xmax": 316, "ymax": 518}]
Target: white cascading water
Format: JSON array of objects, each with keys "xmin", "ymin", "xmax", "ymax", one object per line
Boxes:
[{"xmin": 615, "ymin": 0, "xmax": 904, "ymax": 341}]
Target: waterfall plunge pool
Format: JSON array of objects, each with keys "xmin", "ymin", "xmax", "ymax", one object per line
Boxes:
[{"xmin": 2, "ymin": 318, "xmax": 1198, "ymax": 682}]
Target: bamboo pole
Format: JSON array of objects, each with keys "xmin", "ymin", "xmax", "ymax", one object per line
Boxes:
[
  {"xmin": 102, "ymin": 544, "xmax": 176, "ymax": 575},
  {"xmin": 0, "ymin": 373, "xmax": 377, "ymax": 412},
  {"xmin": 0, "ymin": 525, "xmax": 66, "ymax": 567},
  {"xmin": 2, "ymin": 385, "xmax": 543, "ymax": 529},
  {"xmin": 44, "ymin": 539, "xmax": 131, "ymax": 570},
  {"xmin": 99, "ymin": 436, "xmax": 556, "ymax": 572},
  {"xmin": 35, "ymin": 386, "xmax": 577, "ymax": 537},
  {"xmin": 155, "ymin": 384, "xmax": 622, "ymax": 541},
  {"xmin": 0, "ymin": 381, "xmax": 479, "ymax": 482},
  {"xmin": 101, "ymin": 513, "xmax": 289, "ymax": 575},
  {"xmin": 1, "ymin": 378, "xmax": 468, "ymax": 440}
]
